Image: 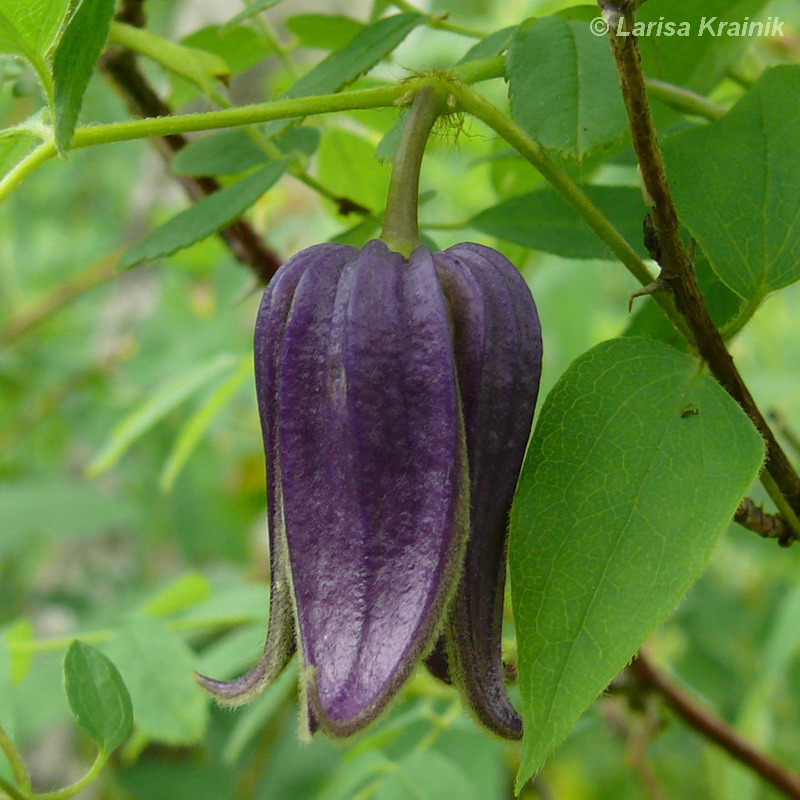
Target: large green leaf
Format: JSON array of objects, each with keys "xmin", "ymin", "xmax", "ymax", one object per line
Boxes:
[
  {"xmin": 664, "ymin": 66, "xmax": 800, "ymax": 300},
  {"xmin": 510, "ymin": 337, "xmax": 764, "ymax": 788},
  {"xmin": 108, "ymin": 23, "xmax": 230, "ymax": 94},
  {"xmin": 119, "ymin": 161, "xmax": 286, "ymax": 269},
  {"xmin": 507, "ymin": 16, "xmax": 627, "ymax": 158},
  {"xmin": 52, "ymin": 0, "xmax": 116, "ymax": 152},
  {"xmin": 469, "ymin": 185, "xmax": 647, "ymax": 259},
  {"xmin": 264, "ymin": 12, "xmax": 420, "ymax": 137},
  {"xmin": 286, "ymin": 14, "xmax": 365, "ymax": 51},
  {"xmin": 282, "ymin": 13, "xmax": 420, "ymax": 99},
  {"xmin": 64, "ymin": 641, "xmax": 133, "ymax": 753},
  {"xmin": 105, "ymin": 616, "xmax": 208, "ymax": 745},
  {"xmin": 0, "ymin": 0, "xmax": 69, "ymax": 73}
]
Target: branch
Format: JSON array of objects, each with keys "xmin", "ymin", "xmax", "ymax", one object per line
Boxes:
[
  {"xmin": 631, "ymin": 652, "xmax": 800, "ymax": 800},
  {"xmin": 734, "ymin": 497, "xmax": 795, "ymax": 547},
  {"xmin": 599, "ymin": 0, "xmax": 800, "ymax": 536},
  {"xmin": 100, "ymin": 29, "xmax": 282, "ymax": 284}
]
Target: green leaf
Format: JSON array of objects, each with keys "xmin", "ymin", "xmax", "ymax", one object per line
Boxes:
[
  {"xmin": 663, "ymin": 66, "xmax": 800, "ymax": 300},
  {"xmin": 52, "ymin": 0, "xmax": 115, "ymax": 152},
  {"xmin": 105, "ymin": 616, "xmax": 207, "ymax": 745},
  {"xmin": 172, "ymin": 127, "xmax": 318, "ymax": 177},
  {"xmin": 172, "ymin": 130, "xmax": 269, "ymax": 177},
  {"xmin": 457, "ymin": 26, "xmax": 515, "ymax": 64},
  {"xmin": 374, "ymin": 751, "xmax": 479, "ymax": 800},
  {"xmin": 507, "ymin": 16, "xmax": 627, "ymax": 158},
  {"xmin": 64, "ymin": 641, "xmax": 133, "ymax": 753},
  {"xmin": 469, "ymin": 186, "xmax": 648, "ymax": 259},
  {"xmin": 317, "ymin": 127, "xmax": 390, "ymax": 214},
  {"xmin": 286, "ymin": 12, "xmax": 419, "ymax": 97},
  {"xmin": 119, "ymin": 161, "xmax": 286, "ymax": 269},
  {"xmin": 0, "ymin": 0, "xmax": 70, "ymax": 80},
  {"xmin": 321, "ymin": 748, "xmax": 479, "ymax": 800},
  {"xmin": 510, "ymin": 336, "xmax": 764, "ymax": 788},
  {"xmin": 87, "ymin": 354, "xmax": 238, "ymax": 476},
  {"xmin": 223, "ymin": 0, "xmax": 286, "ymax": 29},
  {"xmin": 280, "ymin": 11, "xmax": 420, "ymax": 106},
  {"xmin": 264, "ymin": 12, "xmax": 420, "ymax": 138},
  {"xmin": 141, "ymin": 573, "xmax": 212, "ymax": 618},
  {"xmin": 160, "ymin": 356, "xmax": 250, "ymax": 491},
  {"xmin": 181, "ymin": 24, "xmax": 270, "ymax": 75},
  {"xmin": 331, "ymin": 218, "xmax": 381, "ymax": 247},
  {"xmin": 637, "ymin": 0, "xmax": 773, "ymax": 93},
  {"xmin": 108, "ymin": 22, "xmax": 230, "ymax": 94},
  {"xmin": 286, "ymin": 14, "xmax": 365, "ymax": 51}
]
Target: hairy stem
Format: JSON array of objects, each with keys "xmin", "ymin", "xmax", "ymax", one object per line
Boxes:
[
  {"xmin": 0, "ymin": 57, "xmax": 505, "ymax": 207},
  {"xmin": 600, "ymin": 0, "xmax": 800, "ymax": 534},
  {"xmin": 381, "ymin": 86, "xmax": 445, "ymax": 255}
]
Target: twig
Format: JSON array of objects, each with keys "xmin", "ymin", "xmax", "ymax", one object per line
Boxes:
[
  {"xmin": 100, "ymin": 4, "xmax": 282, "ymax": 285},
  {"xmin": 734, "ymin": 497, "xmax": 796, "ymax": 547},
  {"xmin": 632, "ymin": 652, "xmax": 800, "ymax": 799},
  {"xmin": 599, "ymin": 0, "xmax": 800, "ymax": 535}
]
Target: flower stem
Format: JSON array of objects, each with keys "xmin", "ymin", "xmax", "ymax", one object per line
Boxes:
[{"xmin": 381, "ymin": 86, "xmax": 445, "ymax": 256}]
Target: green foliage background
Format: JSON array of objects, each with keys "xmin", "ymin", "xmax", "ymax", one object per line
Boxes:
[{"xmin": 1, "ymin": 0, "xmax": 800, "ymax": 798}]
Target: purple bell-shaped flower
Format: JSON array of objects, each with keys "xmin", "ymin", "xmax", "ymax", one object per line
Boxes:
[{"xmin": 196, "ymin": 87, "xmax": 542, "ymax": 739}]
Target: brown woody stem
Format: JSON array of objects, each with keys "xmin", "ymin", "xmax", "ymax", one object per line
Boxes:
[
  {"xmin": 599, "ymin": 0, "xmax": 800, "ymax": 536},
  {"xmin": 100, "ymin": 3, "xmax": 282, "ymax": 284}
]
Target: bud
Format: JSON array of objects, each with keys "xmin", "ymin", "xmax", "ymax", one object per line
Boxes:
[{"xmin": 197, "ymin": 239, "xmax": 542, "ymax": 738}]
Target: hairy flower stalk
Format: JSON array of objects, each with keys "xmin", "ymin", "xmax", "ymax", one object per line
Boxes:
[{"xmin": 197, "ymin": 87, "xmax": 542, "ymax": 738}]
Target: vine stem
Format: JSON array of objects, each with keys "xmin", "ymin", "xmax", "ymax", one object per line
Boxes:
[
  {"xmin": 0, "ymin": 57, "xmax": 505, "ymax": 208},
  {"xmin": 599, "ymin": 0, "xmax": 800, "ymax": 533},
  {"xmin": 632, "ymin": 652, "xmax": 800, "ymax": 799},
  {"xmin": 381, "ymin": 86, "xmax": 445, "ymax": 255},
  {"xmin": 0, "ymin": 727, "xmax": 31, "ymax": 796},
  {"xmin": 0, "ymin": 775, "xmax": 27, "ymax": 800}
]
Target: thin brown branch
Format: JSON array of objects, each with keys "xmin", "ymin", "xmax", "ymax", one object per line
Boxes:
[
  {"xmin": 100, "ymin": 5, "xmax": 281, "ymax": 284},
  {"xmin": 734, "ymin": 497, "xmax": 796, "ymax": 547},
  {"xmin": 631, "ymin": 651, "xmax": 800, "ymax": 799},
  {"xmin": 599, "ymin": 0, "xmax": 800, "ymax": 532}
]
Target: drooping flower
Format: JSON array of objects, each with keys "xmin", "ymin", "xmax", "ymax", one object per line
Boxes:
[{"xmin": 197, "ymin": 238, "xmax": 542, "ymax": 738}]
